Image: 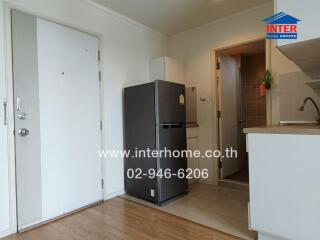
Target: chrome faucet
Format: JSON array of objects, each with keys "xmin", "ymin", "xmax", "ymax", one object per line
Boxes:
[{"xmin": 298, "ymin": 97, "xmax": 320, "ymax": 123}]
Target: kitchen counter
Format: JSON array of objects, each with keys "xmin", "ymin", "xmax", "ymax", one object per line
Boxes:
[
  {"xmin": 243, "ymin": 124, "xmax": 320, "ymax": 135},
  {"xmin": 246, "ymin": 130, "xmax": 320, "ymax": 239}
]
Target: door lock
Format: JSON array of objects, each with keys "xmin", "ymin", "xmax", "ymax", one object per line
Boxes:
[
  {"xmin": 18, "ymin": 113, "xmax": 27, "ymax": 120},
  {"xmin": 18, "ymin": 128, "xmax": 29, "ymax": 137}
]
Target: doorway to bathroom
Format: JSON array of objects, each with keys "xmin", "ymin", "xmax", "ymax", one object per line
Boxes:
[{"xmin": 215, "ymin": 39, "xmax": 267, "ymax": 186}]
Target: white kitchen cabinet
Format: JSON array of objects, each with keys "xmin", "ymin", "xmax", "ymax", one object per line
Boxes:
[
  {"xmin": 186, "ymin": 127, "xmax": 199, "ymax": 183},
  {"xmin": 275, "ymin": 0, "xmax": 320, "ymax": 71},
  {"xmin": 247, "ymin": 133, "xmax": 320, "ymax": 240},
  {"xmin": 150, "ymin": 56, "xmax": 185, "ymax": 84},
  {"xmin": 276, "ymin": 0, "xmax": 320, "ymax": 47}
]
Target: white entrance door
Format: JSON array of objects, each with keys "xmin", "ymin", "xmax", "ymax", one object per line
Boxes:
[
  {"xmin": 219, "ymin": 54, "xmax": 240, "ymax": 178},
  {"xmin": 0, "ymin": 2, "xmax": 9, "ymax": 233},
  {"xmin": 12, "ymin": 10, "xmax": 102, "ymax": 230}
]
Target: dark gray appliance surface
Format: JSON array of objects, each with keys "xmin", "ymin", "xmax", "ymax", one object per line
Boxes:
[
  {"xmin": 155, "ymin": 80, "xmax": 187, "ymax": 202},
  {"xmin": 123, "ymin": 82, "xmax": 158, "ymax": 202},
  {"xmin": 157, "ymin": 123, "xmax": 188, "ymax": 202},
  {"xmin": 156, "ymin": 80, "xmax": 186, "ymax": 124},
  {"xmin": 124, "ymin": 80, "xmax": 188, "ymax": 204}
]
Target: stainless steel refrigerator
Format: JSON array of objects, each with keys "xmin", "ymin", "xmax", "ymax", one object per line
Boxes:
[{"xmin": 124, "ymin": 80, "xmax": 188, "ymax": 204}]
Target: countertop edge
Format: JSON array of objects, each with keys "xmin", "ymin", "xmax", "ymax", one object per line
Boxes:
[{"xmin": 243, "ymin": 125, "xmax": 320, "ymax": 135}]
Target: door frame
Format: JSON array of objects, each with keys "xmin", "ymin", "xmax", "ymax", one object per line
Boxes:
[
  {"xmin": 3, "ymin": 3, "xmax": 105, "ymax": 234},
  {"xmin": 211, "ymin": 38, "xmax": 269, "ymax": 185}
]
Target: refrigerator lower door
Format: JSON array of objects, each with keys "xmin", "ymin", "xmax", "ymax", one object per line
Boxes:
[{"xmin": 157, "ymin": 124, "xmax": 188, "ymax": 203}]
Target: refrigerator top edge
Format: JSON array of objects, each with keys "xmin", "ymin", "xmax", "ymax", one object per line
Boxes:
[
  {"xmin": 123, "ymin": 80, "xmax": 185, "ymax": 91},
  {"xmin": 123, "ymin": 82, "xmax": 155, "ymax": 91},
  {"xmin": 155, "ymin": 79, "xmax": 185, "ymax": 87}
]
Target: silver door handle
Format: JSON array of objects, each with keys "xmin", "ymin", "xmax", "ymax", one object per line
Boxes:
[
  {"xmin": 16, "ymin": 97, "xmax": 21, "ymax": 111},
  {"xmin": 2, "ymin": 99, "xmax": 7, "ymax": 125},
  {"xmin": 18, "ymin": 128, "xmax": 29, "ymax": 137}
]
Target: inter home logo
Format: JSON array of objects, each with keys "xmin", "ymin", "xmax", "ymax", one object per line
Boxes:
[{"xmin": 263, "ymin": 12, "xmax": 301, "ymax": 39}]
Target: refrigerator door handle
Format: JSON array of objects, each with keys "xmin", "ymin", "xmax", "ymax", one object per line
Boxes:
[{"xmin": 160, "ymin": 123, "xmax": 184, "ymax": 129}]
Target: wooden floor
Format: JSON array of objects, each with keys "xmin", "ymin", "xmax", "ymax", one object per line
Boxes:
[{"xmin": 3, "ymin": 198, "xmax": 242, "ymax": 240}]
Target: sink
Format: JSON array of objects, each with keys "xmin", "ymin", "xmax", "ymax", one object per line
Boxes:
[{"xmin": 279, "ymin": 121, "xmax": 320, "ymax": 126}]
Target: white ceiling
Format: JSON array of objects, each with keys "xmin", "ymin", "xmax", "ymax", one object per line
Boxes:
[{"xmin": 92, "ymin": 0, "xmax": 271, "ymax": 36}]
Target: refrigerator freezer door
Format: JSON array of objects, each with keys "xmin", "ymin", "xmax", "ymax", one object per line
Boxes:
[
  {"xmin": 157, "ymin": 124, "xmax": 188, "ymax": 203},
  {"xmin": 156, "ymin": 80, "xmax": 186, "ymax": 124}
]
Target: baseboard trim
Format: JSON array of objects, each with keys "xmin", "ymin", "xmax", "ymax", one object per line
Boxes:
[
  {"xmin": 18, "ymin": 200, "xmax": 103, "ymax": 233},
  {"xmin": 0, "ymin": 228, "xmax": 16, "ymax": 239},
  {"xmin": 218, "ymin": 179, "xmax": 249, "ymax": 191},
  {"xmin": 104, "ymin": 189, "xmax": 125, "ymax": 200}
]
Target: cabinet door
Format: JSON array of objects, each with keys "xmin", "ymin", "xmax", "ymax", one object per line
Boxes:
[
  {"xmin": 187, "ymin": 137, "xmax": 199, "ymax": 181},
  {"xmin": 248, "ymin": 133, "xmax": 320, "ymax": 239},
  {"xmin": 276, "ymin": 0, "xmax": 320, "ymax": 46},
  {"xmin": 150, "ymin": 57, "xmax": 185, "ymax": 84},
  {"xmin": 165, "ymin": 57, "xmax": 185, "ymax": 85}
]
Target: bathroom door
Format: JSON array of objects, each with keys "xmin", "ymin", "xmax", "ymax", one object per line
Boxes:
[
  {"xmin": 219, "ymin": 54, "xmax": 240, "ymax": 178},
  {"xmin": 12, "ymin": 10, "xmax": 102, "ymax": 230}
]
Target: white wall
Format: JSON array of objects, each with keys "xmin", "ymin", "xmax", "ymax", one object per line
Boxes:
[
  {"xmin": 268, "ymin": 41, "xmax": 301, "ymax": 124},
  {"xmin": 168, "ymin": 2, "xmax": 273, "ymax": 184},
  {"xmin": 0, "ymin": 0, "xmax": 10, "ymax": 237},
  {"xmin": 0, "ymin": 0, "xmax": 168, "ymax": 236}
]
